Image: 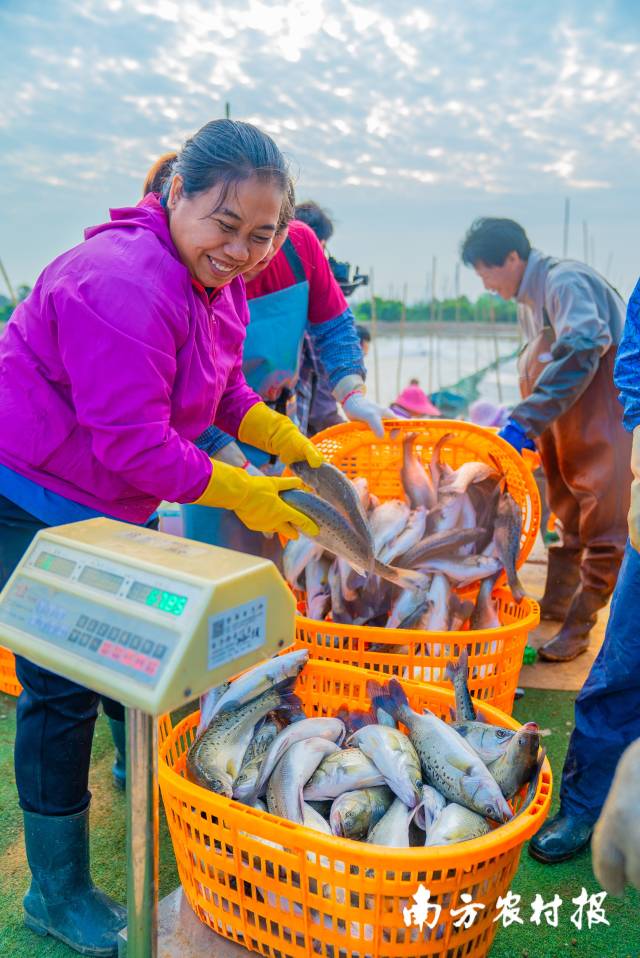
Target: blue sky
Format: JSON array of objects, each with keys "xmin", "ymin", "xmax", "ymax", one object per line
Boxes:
[{"xmin": 1, "ymin": 0, "xmax": 639, "ymax": 304}]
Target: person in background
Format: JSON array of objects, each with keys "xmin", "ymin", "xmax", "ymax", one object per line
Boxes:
[
  {"xmin": 461, "ymin": 217, "xmax": 630, "ymax": 663},
  {"xmin": 0, "ymin": 120, "xmax": 322, "ymax": 957},
  {"xmin": 176, "ymin": 187, "xmax": 387, "ymax": 561},
  {"xmin": 390, "ymin": 379, "xmax": 440, "ymax": 418},
  {"xmin": 294, "ymin": 199, "xmax": 334, "ymax": 248},
  {"xmin": 530, "ymin": 274, "xmax": 640, "ymax": 863}
]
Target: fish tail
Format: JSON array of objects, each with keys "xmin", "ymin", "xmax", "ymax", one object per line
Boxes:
[
  {"xmin": 445, "ymin": 647, "xmax": 468, "ymax": 685},
  {"xmin": 509, "ymin": 572, "xmax": 526, "ymax": 603},
  {"xmin": 367, "ymin": 676, "xmax": 409, "ymax": 723},
  {"xmin": 336, "ymin": 704, "xmax": 374, "ymax": 734}
]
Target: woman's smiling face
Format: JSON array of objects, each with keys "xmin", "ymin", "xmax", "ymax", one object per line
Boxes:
[{"xmin": 167, "ymin": 173, "xmax": 283, "ymax": 288}]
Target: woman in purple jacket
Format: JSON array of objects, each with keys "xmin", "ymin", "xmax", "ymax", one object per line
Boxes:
[{"xmin": 0, "ymin": 119, "xmax": 322, "ymax": 957}]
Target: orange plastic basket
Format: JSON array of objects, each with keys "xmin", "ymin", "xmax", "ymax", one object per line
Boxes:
[
  {"xmin": 295, "ymin": 588, "xmax": 539, "ymax": 715},
  {"xmin": 0, "ymin": 645, "xmax": 21, "ymax": 697},
  {"xmin": 159, "ymin": 660, "xmax": 552, "ymax": 958}
]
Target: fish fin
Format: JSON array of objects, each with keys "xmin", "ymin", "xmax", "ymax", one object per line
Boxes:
[
  {"xmin": 337, "ymin": 705, "xmax": 374, "ymax": 735},
  {"xmin": 509, "ymin": 573, "xmax": 526, "ymax": 604},
  {"xmin": 366, "ymin": 677, "xmax": 406, "ymax": 723},
  {"xmin": 445, "ymin": 647, "xmax": 469, "ymax": 685},
  {"xmin": 375, "ymin": 561, "xmax": 431, "ymax": 592}
]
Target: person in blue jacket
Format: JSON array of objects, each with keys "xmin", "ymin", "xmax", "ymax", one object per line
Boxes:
[
  {"xmin": 461, "ymin": 218, "xmax": 631, "ymax": 663},
  {"xmin": 530, "ymin": 275, "xmax": 640, "ymax": 863}
]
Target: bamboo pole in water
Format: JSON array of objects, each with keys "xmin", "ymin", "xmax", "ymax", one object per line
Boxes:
[
  {"xmin": 0, "ymin": 256, "xmax": 17, "ymax": 305},
  {"xmin": 369, "ymin": 268, "xmax": 380, "ymax": 403},
  {"xmin": 396, "ymin": 283, "xmax": 407, "ymax": 395},
  {"xmin": 454, "ymin": 262, "xmax": 461, "ymax": 381},
  {"xmin": 490, "ymin": 298, "xmax": 503, "ymax": 403},
  {"xmin": 563, "ymin": 197, "xmax": 570, "ymax": 258},
  {"xmin": 428, "ymin": 256, "xmax": 437, "ymax": 392}
]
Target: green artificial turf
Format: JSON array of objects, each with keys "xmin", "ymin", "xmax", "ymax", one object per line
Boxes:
[{"xmin": 0, "ymin": 688, "xmax": 638, "ymax": 957}]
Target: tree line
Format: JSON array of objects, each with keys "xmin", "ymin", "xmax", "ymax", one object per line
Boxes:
[{"xmin": 354, "ymin": 293, "xmax": 517, "ymax": 325}]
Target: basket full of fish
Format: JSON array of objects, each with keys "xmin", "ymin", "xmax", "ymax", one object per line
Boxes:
[
  {"xmin": 282, "ymin": 420, "xmax": 541, "ymax": 714},
  {"xmin": 158, "ymin": 650, "xmax": 552, "ymax": 958}
]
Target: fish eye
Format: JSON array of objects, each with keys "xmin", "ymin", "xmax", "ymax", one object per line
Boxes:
[
  {"xmin": 486, "ymin": 805, "xmax": 495, "ymax": 816},
  {"xmin": 496, "ymin": 729, "xmax": 509, "ymax": 738}
]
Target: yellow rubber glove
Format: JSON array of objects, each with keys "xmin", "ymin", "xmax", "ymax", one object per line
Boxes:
[
  {"xmin": 238, "ymin": 402, "xmax": 323, "ymax": 468},
  {"xmin": 191, "ymin": 459, "xmax": 319, "ymax": 539},
  {"xmin": 629, "ymin": 426, "xmax": 640, "ymax": 552}
]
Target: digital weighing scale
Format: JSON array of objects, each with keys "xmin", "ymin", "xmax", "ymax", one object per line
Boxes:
[{"xmin": 0, "ymin": 517, "xmax": 296, "ymax": 958}]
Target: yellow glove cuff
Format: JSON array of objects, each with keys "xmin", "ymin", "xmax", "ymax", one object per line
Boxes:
[{"xmin": 238, "ymin": 402, "xmax": 323, "ymax": 467}]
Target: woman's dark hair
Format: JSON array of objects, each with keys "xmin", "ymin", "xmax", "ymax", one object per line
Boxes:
[
  {"xmin": 151, "ymin": 119, "xmax": 293, "ymax": 222},
  {"xmin": 294, "ymin": 200, "xmax": 334, "ymax": 242},
  {"xmin": 143, "ymin": 152, "xmax": 178, "ymax": 196},
  {"xmin": 460, "ymin": 218, "xmax": 531, "ymax": 267},
  {"xmin": 276, "ymin": 179, "xmax": 296, "ymax": 235}
]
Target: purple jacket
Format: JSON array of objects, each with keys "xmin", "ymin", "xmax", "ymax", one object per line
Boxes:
[{"xmin": 0, "ymin": 195, "xmax": 261, "ymax": 522}]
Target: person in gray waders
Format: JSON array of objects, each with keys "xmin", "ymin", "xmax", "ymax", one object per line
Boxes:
[{"xmin": 460, "ymin": 217, "xmax": 631, "ymax": 662}]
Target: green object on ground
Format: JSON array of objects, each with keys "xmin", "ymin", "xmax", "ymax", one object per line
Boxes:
[
  {"xmin": 1, "ymin": 689, "xmax": 639, "ymax": 957},
  {"xmin": 523, "ymin": 645, "xmax": 538, "ymax": 665}
]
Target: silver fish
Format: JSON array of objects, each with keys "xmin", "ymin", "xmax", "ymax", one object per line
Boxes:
[
  {"xmin": 370, "ymin": 500, "xmax": 411, "ymax": 557},
  {"xmin": 449, "ymin": 595, "xmax": 474, "ymax": 631},
  {"xmin": 470, "ymin": 572, "xmax": 502, "ymax": 630},
  {"xmin": 367, "ymin": 678, "xmax": 512, "ymax": 822},
  {"xmin": 204, "ymin": 649, "xmax": 309, "ymax": 728},
  {"xmin": 329, "ymin": 786, "xmax": 395, "ymax": 839},
  {"xmin": 232, "ymin": 718, "xmax": 281, "ymax": 801},
  {"xmin": 429, "ymin": 433, "xmax": 453, "ymax": 494},
  {"xmin": 367, "ymin": 797, "xmax": 414, "ymax": 846},
  {"xmin": 440, "ymin": 461, "xmax": 495, "ymax": 495},
  {"xmin": 242, "ymin": 716, "xmax": 346, "ymax": 802},
  {"xmin": 379, "ymin": 507, "xmax": 427, "ymax": 565},
  {"xmin": 451, "ymin": 721, "xmax": 516, "ymax": 764},
  {"xmin": 305, "ymin": 555, "xmax": 332, "ymax": 620},
  {"xmin": 290, "ymin": 460, "xmax": 374, "ymax": 555},
  {"xmin": 302, "ymin": 801, "xmax": 332, "ymax": 834},
  {"xmin": 424, "ymin": 802, "xmax": 491, "ymax": 846},
  {"xmin": 303, "ymin": 747, "xmax": 386, "ymax": 800},
  {"xmin": 266, "ymin": 737, "xmax": 339, "ymax": 823},
  {"xmin": 494, "ymin": 487, "xmax": 525, "ymax": 602},
  {"xmin": 419, "ymin": 574, "xmax": 450, "ymax": 631},
  {"xmin": 281, "ymin": 489, "xmax": 428, "ymax": 592},
  {"xmin": 187, "ymin": 678, "xmax": 300, "ymax": 796},
  {"xmin": 387, "ymin": 584, "xmax": 432, "ymax": 630},
  {"xmin": 283, "ymin": 534, "xmax": 323, "ymax": 590},
  {"xmin": 415, "ymin": 784, "xmax": 447, "ymax": 834},
  {"xmin": 431, "ymin": 490, "xmax": 465, "ymax": 533},
  {"xmin": 398, "ymin": 527, "xmax": 486, "ymax": 568},
  {"xmin": 401, "ymin": 433, "xmax": 437, "ymax": 509},
  {"xmin": 488, "ymin": 722, "xmax": 540, "ymax": 799},
  {"xmin": 445, "ymin": 648, "xmax": 476, "ymax": 721},
  {"xmin": 348, "ymin": 725, "xmax": 422, "ymax": 807},
  {"xmin": 418, "ymin": 554, "xmax": 503, "ymax": 588}
]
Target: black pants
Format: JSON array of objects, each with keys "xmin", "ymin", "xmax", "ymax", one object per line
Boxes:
[{"xmin": 0, "ymin": 495, "xmax": 157, "ymax": 815}]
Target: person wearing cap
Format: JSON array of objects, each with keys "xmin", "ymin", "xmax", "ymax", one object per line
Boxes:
[
  {"xmin": 467, "ymin": 399, "xmax": 510, "ymax": 429},
  {"xmin": 390, "ymin": 381, "xmax": 440, "ymax": 418},
  {"xmin": 461, "ymin": 217, "xmax": 630, "ymax": 664}
]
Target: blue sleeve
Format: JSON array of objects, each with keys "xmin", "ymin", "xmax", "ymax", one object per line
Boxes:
[
  {"xmin": 614, "ymin": 278, "xmax": 640, "ymax": 432},
  {"xmin": 307, "ymin": 307, "xmax": 365, "ymax": 389},
  {"xmin": 195, "ymin": 425, "xmax": 234, "ymax": 455}
]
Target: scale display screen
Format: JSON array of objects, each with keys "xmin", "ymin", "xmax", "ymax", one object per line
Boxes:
[
  {"xmin": 127, "ymin": 581, "xmax": 188, "ymax": 617},
  {"xmin": 78, "ymin": 565, "xmax": 124, "ymax": 595},
  {"xmin": 0, "ymin": 577, "xmax": 178, "ymax": 687},
  {"xmin": 34, "ymin": 552, "xmax": 76, "ymax": 579}
]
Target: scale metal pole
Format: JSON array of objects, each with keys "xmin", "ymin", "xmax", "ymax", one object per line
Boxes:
[{"xmin": 124, "ymin": 707, "xmax": 158, "ymax": 958}]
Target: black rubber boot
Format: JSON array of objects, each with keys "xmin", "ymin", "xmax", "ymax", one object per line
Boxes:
[
  {"xmin": 108, "ymin": 717, "xmax": 126, "ymax": 791},
  {"xmin": 539, "ymin": 547, "xmax": 582, "ymax": 621},
  {"xmin": 538, "ymin": 589, "xmax": 604, "ymax": 662},
  {"xmin": 529, "ymin": 811, "xmax": 594, "ymax": 863},
  {"xmin": 22, "ymin": 807, "xmax": 127, "ymax": 957}
]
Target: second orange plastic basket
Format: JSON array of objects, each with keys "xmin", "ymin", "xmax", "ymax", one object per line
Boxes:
[
  {"xmin": 0, "ymin": 645, "xmax": 21, "ymax": 697},
  {"xmin": 159, "ymin": 660, "xmax": 551, "ymax": 958},
  {"xmin": 295, "ymin": 588, "xmax": 539, "ymax": 715}
]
